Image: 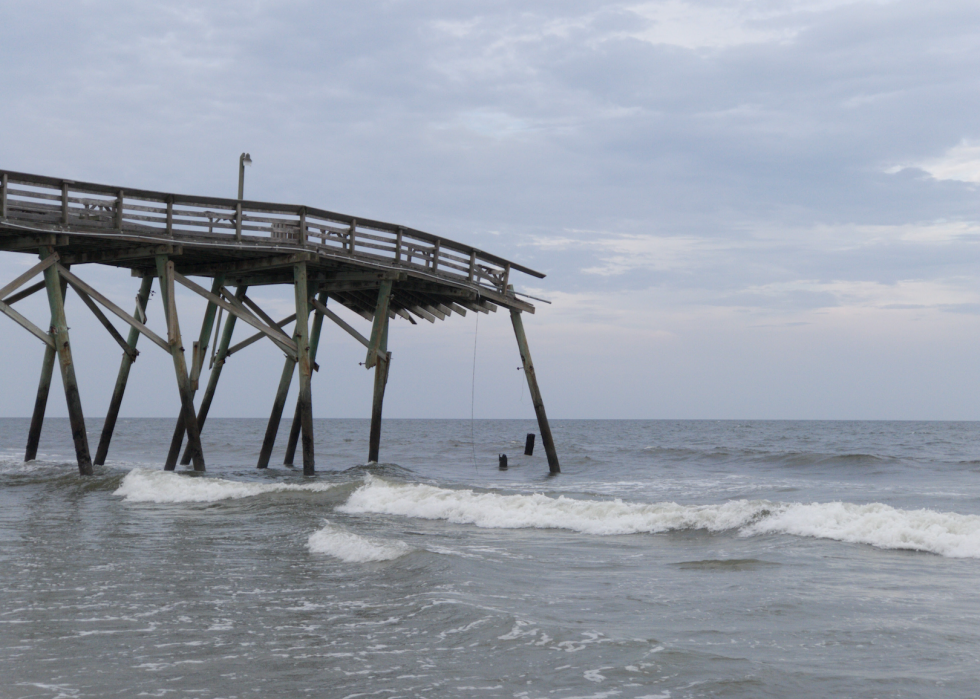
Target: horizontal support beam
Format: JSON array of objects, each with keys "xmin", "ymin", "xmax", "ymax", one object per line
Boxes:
[
  {"xmin": 56, "ymin": 264, "xmax": 170, "ymax": 352},
  {"xmin": 59, "ymin": 244, "xmax": 181, "ymax": 266},
  {"xmin": 171, "ymin": 271, "xmax": 298, "ymax": 358},
  {"xmin": 0, "ymin": 233, "xmax": 64, "ymax": 252},
  {"xmin": 0, "ymin": 298, "xmax": 54, "ymax": 347},
  {"xmin": 176, "ymin": 252, "xmax": 313, "ymax": 277},
  {"xmin": 309, "ymin": 297, "xmax": 369, "ymax": 349}
]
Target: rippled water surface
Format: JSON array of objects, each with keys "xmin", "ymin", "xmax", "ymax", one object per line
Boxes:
[{"xmin": 2, "ymin": 418, "xmax": 980, "ymax": 698}]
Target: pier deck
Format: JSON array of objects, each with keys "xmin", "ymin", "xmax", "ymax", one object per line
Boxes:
[{"xmin": 0, "ymin": 169, "xmax": 560, "ymax": 475}]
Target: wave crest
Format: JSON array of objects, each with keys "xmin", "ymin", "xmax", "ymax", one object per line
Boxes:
[
  {"xmin": 114, "ymin": 468, "xmax": 341, "ymax": 503},
  {"xmin": 307, "ymin": 522, "xmax": 411, "ymax": 562},
  {"xmin": 339, "ymin": 477, "xmax": 980, "ymax": 558}
]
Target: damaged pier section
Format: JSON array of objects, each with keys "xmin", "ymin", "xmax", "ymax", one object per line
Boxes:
[{"xmin": 0, "ymin": 170, "xmax": 560, "ymax": 475}]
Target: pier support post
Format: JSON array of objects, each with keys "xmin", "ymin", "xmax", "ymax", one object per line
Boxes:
[
  {"xmin": 40, "ymin": 251, "xmax": 92, "ymax": 474},
  {"xmin": 155, "ymin": 255, "xmax": 205, "ymax": 471},
  {"xmin": 283, "ymin": 290, "xmax": 327, "ymax": 466},
  {"xmin": 93, "ymin": 274, "xmax": 153, "ymax": 465},
  {"xmin": 179, "ymin": 285, "xmax": 247, "ymax": 466},
  {"xmin": 293, "ymin": 262, "xmax": 315, "ymax": 475},
  {"xmin": 257, "ymin": 326, "xmax": 303, "ymax": 469},
  {"xmin": 25, "ymin": 272, "xmax": 69, "ymax": 462},
  {"xmin": 509, "ymin": 303, "xmax": 560, "ymax": 474},
  {"xmin": 165, "ymin": 275, "xmax": 223, "ymax": 467},
  {"xmin": 366, "ymin": 281, "xmax": 392, "ymax": 463}
]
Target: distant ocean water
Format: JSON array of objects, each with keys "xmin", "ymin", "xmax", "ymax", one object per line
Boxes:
[{"xmin": 2, "ymin": 418, "xmax": 980, "ymax": 698}]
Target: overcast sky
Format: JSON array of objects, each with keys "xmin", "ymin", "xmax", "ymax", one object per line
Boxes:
[{"xmin": 2, "ymin": 0, "xmax": 980, "ymax": 421}]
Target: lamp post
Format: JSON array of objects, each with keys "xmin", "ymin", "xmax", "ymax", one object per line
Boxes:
[{"xmin": 238, "ymin": 153, "xmax": 252, "ymax": 200}]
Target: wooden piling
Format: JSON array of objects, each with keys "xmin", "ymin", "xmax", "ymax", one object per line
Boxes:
[
  {"xmin": 24, "ymin": 274, "xmax": 68, "ymax": 462},
  {"xmin": 256, "ymin": 331, "xmax": 301, "ymax": 469},
  {"xmin": 283, "ymin": 291, "xmax": 327, "ymax": 466},
  {"xmin": 40, "ymin": 251, "xmax": 92, "ymax": 474},
  {"xmin": 155, "ymin": 255, "xmax": 205, "ymax": 471},
  {"xmin": 165, "ymin": 275, "xmax": 223, "ymax": 467},
  {"xmin": 293, "ymin": 262, "xmax": 315, "ymax": 475},
  {"xmin": 510, "ymin": 305, "xmax": 560, "ymax": 474},
  {"xmin": 179, "ymin": 285, "xmax": 248, "ymax": 466},
  {"xmin": 93, "ymin": 274, "xmax": 153, "ymax": 465},
  {"xmin": 368, "ymin": 307, "xmax": 390, "ymax": 463}
]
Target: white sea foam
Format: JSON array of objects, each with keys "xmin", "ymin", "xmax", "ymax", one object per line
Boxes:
[
  {"xmin": 338, "ymin": 477, "xmax": 980, "ymax": 558},
  {"xmin": 338, "ymin": 477, "xmax": 769, "ymax": 534},
  {"xmin": 114, "ymin": 468, "xmax": 341, "ymax": 503},
  {"xmin": 743, "ymin": 501, "xmax": 980, "ymax": 558},
  {"xmin": 307, "ymin": 521, "xmax": 411, "ymax": 562}
]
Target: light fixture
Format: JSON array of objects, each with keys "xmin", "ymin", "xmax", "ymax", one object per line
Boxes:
[{"xmin": 238, "ymin": 152, "xmax": 253, "ymax": 200}]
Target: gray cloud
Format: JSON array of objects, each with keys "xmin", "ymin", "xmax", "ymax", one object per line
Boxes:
[{"xmin": 3, "ymin": 0, "xmax": 980, "ymax": 419}]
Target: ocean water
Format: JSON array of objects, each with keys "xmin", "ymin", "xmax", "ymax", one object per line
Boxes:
[{"xmin": 2, "ymin": 418, "xmax": 980, "ymax": 698}]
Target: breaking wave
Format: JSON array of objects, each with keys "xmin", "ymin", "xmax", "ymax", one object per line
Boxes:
[
  {"xmin": 307, "ymin": 521, "xmax": 412, "ymax": 562},
  {"xmin": 339, "ymin": 477, "xmax": 980, "ymax": 558},
  {"xmin": 114, "ymin": 468, "xmax": 342, "ymax": 503}
]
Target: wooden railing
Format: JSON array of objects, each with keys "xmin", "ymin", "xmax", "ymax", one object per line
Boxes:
[{"xmin": 0, "ymin": 170, "xmax": 544, "ymax": 295}]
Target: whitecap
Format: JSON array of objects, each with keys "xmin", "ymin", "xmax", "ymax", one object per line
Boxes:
[
  {"xmin": 307, "ymin": 521, "xmax": 411, "ymax": 562},
  {"xmin": 743, "ymin": 501, "xmax": 980, "ymax": 558},
  {"xmin": 337, "ymin": 476, "xmax": 770, "ymax": 535},
  {"xmin": 338, "ymin": 477, "xmax": 980, "ymax": 558},
  {"xmin": 114, "ymin": 468, "xmax": 341, "ymax": 503}
]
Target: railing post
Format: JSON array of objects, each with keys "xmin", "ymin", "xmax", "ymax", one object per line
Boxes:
[
  {"xmin": 432, "ymin": 239, "xmax": 440, "ymax": 272},
  {"xmin": 298, "ymin": 207, "xmax": 307, "ymax": 245},
  {"xmin": 114, "ymin": 190, "xmax": 124, "ymax": 229},
  {"xmin": 1, "ymin": 172, "xmax": 7, "ymax": 219},
  {"xmin": 502, "ymin": 263, "xmax": 511, "ymax": 293},
  {"xmin": 348, "ymin": 220, "xmax": 357, "ymax": 255},
  {"xmin": 235, "ymin": 201, "xmax": 242, "ymax": 241},
  {"xmin": 61, "ymin": 182, "xmax": 69, "ymax": 225},
  {"xmin": 395, "ymin": 227, "xmax": 403, "ymax": 262},
  {"xmin": 166, "ymin": 196, "xmax": 174, "ymax": 237},
  {"xmin": 468, "ymin": 250, "xmax": 476, "ymax": 281}
]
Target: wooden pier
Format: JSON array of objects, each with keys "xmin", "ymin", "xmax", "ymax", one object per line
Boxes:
[{"xmin": 0, "ymin": 169, "xmax": 560, "ymax": 475}]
